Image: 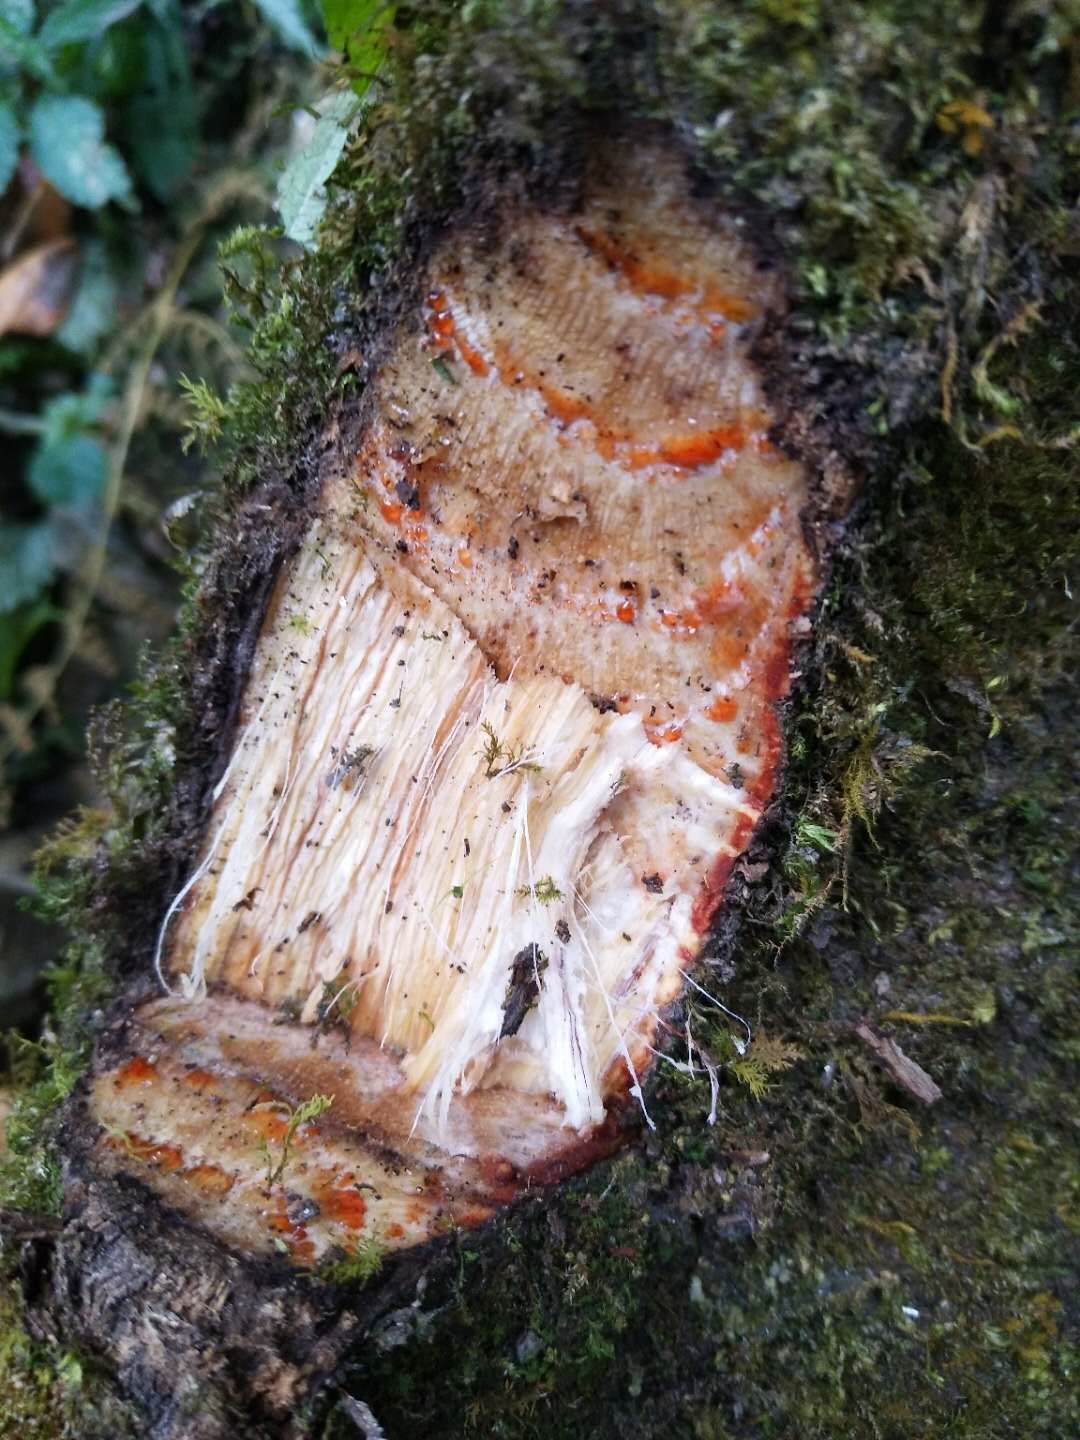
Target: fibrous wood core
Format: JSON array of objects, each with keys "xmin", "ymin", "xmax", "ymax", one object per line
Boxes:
[{"xmin": 90, "ymin": 145, "xmax": 816, "ymax": 1266}]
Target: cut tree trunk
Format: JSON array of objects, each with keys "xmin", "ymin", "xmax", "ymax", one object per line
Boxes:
[
  {"xmin": 11, "ymin": 5, "xmax": 1077, "ymax": 1438},
  {"xmin": 19, "ymin": 129, "xmax": 848, "ymax": 1437}
]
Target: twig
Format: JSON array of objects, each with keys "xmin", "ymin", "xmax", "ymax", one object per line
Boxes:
[
  {"xmin": 853, "ymin": 1021, "xmax": 943, "ymax": 1105},
  {"xmin": 0, "ymin": 406, "xmax": 47, "ymax": 436}
]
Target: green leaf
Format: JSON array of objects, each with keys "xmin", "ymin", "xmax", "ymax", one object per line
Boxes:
[
  {"xmin": 38, "ymin": 0, "xmax": 143, "ymax": 51},
  {"xmin": 28, "ymin": 432, "xmax": 108, "ymax": 511},
  {"xmin": 254, "ymin": 0, "xmax": 322, "ymax": 56},
  {"xmin": 0, "ymin": 8, "xmax": 57, "ymax": 84},
  {"xmin": 0, "ymin": 100, "xmax": 17, "ymax": 197},
  {"xmin": 38, "ymin": 377, "xmax": 112, "ymax": 439},
  {"xmin": 0, "ymin": 0, "xmax": 34, "ymax": 35},
  {"xmin": 25, "ymin": 382, "xmax": 112, "ymax": 511},
  {"xmin": 276, "ymin": 88, "xmax": 356, "ymax": 247},
  {"xmin": 795, "ymin": 818, "xmax": 838, "ymax": 853},
  {"xmin": 28, "ymin": 94, "xmax": 134, "ymax": 209},
  {"xmin": 0, "ymin": 598, "xmax": 60, "ymax": 700},
  {"xmin": 126, "ymin": 15, "xmax": 196, "ymax": 199},
  {"xmin": 322, "ymin": 0, "xmax": 395, "ymax": 96},
  {"xmin": 55, "ymin": 240, "xmax": 119, "ymax": 354},
  {"xmin": 0, "ymin": 522, "xmax": 57, "ymax": 614},
  {"xmin": 0, "ymin": 0, "xmax": 33, "ymax": 79},
  {"xmin": 321, "ymin": 0, "xmax": 376, "ymax": 47},
  {"xmin": 83, "ymin": 16, "xmax": 148, "ymax": 100}
]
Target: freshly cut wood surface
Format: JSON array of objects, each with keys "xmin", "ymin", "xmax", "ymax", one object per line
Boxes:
[{"xmin": 89, "ymin": 145, "xmax": 816, "ymax": 1265}]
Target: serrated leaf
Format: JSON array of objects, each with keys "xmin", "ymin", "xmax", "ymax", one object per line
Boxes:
[
  {"xmin": 0, "ymin": 522, "xmax": 57, "ymax": 613},
  {"xmin": 276, "ymin": 89, "xmax": 356, "ymax": 247},
  {"xmin": 28, "ymin": 432, "xmax": 108, "ymax": 511},
  {"xmin": 0, "ymin": 100, "xmax": 19, "ymax": 197},
  {"xmin": 254, "ymin": 0, "xmax": 321, "ymax": 56},
  {"xmin": 28, "ymin": 94, "xmax": 134, "ymax": 210},
  {"xmin": 39, "ymin": 0, "xmax": 143, "ymax": 50}
]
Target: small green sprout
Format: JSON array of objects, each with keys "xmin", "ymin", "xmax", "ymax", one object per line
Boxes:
[
  {"xmin": 99, "ymin": 1122, "xmax": 139, "ymax": 1157},
  {"xmin": 726, "ymin": 1035, "xmax": 803, "ymax": 1100},
  {"xmin": 317, "ymin": 1233, "xmax": 386, "ymax": 1285},
  {"xmin": 480, "ymin": 721, "xmax": 542, "ymax": 779},
  {"xmin": 794, "ymin": 816, "xmax": 838, "ymax": 852},
  {"xmin": 318, "ymin": 974, "xmax": 358, "ymax": 1020},
  {"xmin": 258, "ymin": 1092, "xmax": 333, "ymax": 1189},
  {"xmin": 288, "ymin": 611, "xmax": 314, "ymax": 636},
  {"xmin": 179, "ymin": 374, "xmax": 228, "ymax": 453}
]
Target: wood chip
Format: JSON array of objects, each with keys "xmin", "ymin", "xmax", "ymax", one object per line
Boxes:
[
  {"xmin": 340, "ymin": 1395, "xmax": 387, "ymax": 1438},
  {"xmin": 854, "ymin": 1021, "xmax": 943, "ymax": 1105}
]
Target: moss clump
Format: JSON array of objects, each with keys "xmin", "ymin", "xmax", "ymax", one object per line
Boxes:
[{"xmin": 316, "ymin": 1234, "xmax": 387, "ymax": 1287}]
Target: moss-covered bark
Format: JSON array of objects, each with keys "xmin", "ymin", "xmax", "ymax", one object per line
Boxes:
[
  {"xmin": 2, "ymin": 2, "xmax": 1077, "ymax": 1435},
  {"xmin": 332, "ymin": 403, "xmax": 1078, "ymax": 1440}
]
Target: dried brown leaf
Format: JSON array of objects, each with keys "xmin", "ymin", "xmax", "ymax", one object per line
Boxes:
[{"xmin": 0, "ymin": 237, "xmax": 77, "ymax": 337}]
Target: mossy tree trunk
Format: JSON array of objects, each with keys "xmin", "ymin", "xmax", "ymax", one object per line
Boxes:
[{"xmin": 3, "ymin": 4, "xmax": 1078, "ymax": 1438}]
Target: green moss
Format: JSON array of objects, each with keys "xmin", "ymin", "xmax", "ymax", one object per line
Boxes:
[
  {"xmin": 339, "ymin": 344, "xmax": 1078, "ymax": 1438},
  {"xmin": 328, "ymin": 44, "xmax": 1079, "ymax": 1417},
  {"xmin": 316, "ymin": 1234, "xmax": 387, "ymax": 1286},
  {"xmin": 0, "ymin": 1281, "xmax": 137, "ymax": 1439}
]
